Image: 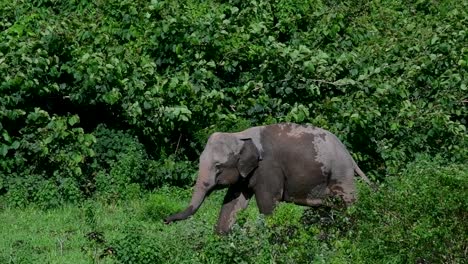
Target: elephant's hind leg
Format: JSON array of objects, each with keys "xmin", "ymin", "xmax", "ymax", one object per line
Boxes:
[
  {"xmin": 329, "ymin": 171, "xmax": 357, "ymax": 206},
  {"xmin": 215, "ymin": 185, "xmax": 253, "ymax": 234}
]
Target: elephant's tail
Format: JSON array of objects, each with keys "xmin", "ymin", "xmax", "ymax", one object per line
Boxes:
[{"xmin": 352, "ymin": 160, "xmax": 377, "ymax": 190}]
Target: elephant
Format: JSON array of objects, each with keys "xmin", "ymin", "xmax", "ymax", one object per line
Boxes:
[{"xmin": 164, "ymin": 123, "xmax": 372, "ymax": 234}]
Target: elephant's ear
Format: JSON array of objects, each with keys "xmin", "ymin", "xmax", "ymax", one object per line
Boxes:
[{"xmin": 237, "ymin": 138, "xmax": 260, "ymax": 178}]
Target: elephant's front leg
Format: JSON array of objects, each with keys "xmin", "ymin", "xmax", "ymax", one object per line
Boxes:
[
  {"xmin": 252, "ymin": 165, "xmax": 284, "ymax": 215},
  {"xmin": 215, "ymin": 185, "xmax": 252, "ymax": 234}
]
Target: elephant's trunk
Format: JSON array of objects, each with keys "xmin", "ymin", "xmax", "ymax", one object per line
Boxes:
[{"xmin": 164, "ymin": 160, "xmax": 214, "ymax": 224}]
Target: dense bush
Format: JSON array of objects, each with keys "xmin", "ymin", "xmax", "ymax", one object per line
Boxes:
[
  {"xmin": 91, "ymin": 125, "xmax": 146, "ymax": 201},
  {"xmin": 1, "ymin": 0, "xmax": 467, "ymax": 203},
  {"xmin": 337, "ymin": 156, "xmax": 468, "ymax": 263}
]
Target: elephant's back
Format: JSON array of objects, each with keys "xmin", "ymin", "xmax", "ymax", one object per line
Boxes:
[
  {"xmin": 260, "ymin": 123, "xmax": 330, "ymax": 172},
  {"xmin": 260, "ymin": 123, "xmax": 353, "ymax": 175}
]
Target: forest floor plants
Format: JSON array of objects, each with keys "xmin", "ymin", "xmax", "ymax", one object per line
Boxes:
[{"xmin": 0, "ymin": 157, "xmax": 466, "ymax": 263}]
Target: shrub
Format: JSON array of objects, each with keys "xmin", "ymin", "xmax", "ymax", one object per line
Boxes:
[
  {"xmin": 333, "ymin": 156, "xmax": 468, "ymax": 263},
  {"xmin": 145, "ymin": 156, "xmax": 196, "ymax": 189},
  {"xmin": 90, "ymin": 125, "xmax": 146, "ymax": 172},
  {"xmin": 1, "ymin": 113, "xmax": 95, "ymax": 205},
  {"xmin": 58, "ymin": 177, "xmax": 83, "ymax": 204},
  {"xmin": 113, "ymin": 225, "xmax": 161, "ymax": 264},
  {"xmin": 6, "ymin": 174, "xmax": 63, "ymax": 208},
  {"xmin": 93, "ymin": 149, "xmax": 144, "ymax": 202},
  {"xmin": 201, "ymin": 216, "xmax": 273, "ymax": 264}
]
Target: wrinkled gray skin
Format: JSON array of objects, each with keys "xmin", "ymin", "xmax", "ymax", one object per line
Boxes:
[{"xmin": 164, "ymin": 123, "xmax": 372, "ymax": 234}]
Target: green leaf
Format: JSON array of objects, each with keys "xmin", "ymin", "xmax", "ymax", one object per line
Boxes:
[
  {"xmin": 11, "ymin": 141, "xmax": 20, "ymax": 149},
  {"xmin": 44, "ymin": 136, "xmax": 53, "ymax": 144},
  {"xmin": 390, "ymin": 123, "xmax": 399, "ymax": 131},
  {"xmin": 83, "ymin": 134, "xmax": 97, "ymax": 144},
  {"xmin": 169, "ymin": 77, "xmax": 179, "ymax": 88},
  {"xmin": 81, "ymin": 53, "xmax": 90, "ymax": 61},
  {"xmin": 74, "ymin": 167, "xmax": 82, "ymax": 175},
  {"xmin": 143, "ymin": 101, "xmax": 152, "ymax": 110},
  {"xmin": 68, "ymin": 115, "xmax": 79, "ymax": 126},
  {"xmin": 2, "ymin": 131, "xmax": 11, "ymax": 143},
  {"xmin": 88, "ymin": 148, "xmax": 95, "ymax": 157},
  {"xmin": 335, "ymin": 78, "xmax": 356, "ymax": 86},
  {"xmin": 0, "ymin": 145, "xmax": 8, "ymax": 156},
  {"xmin": 207, "ymin": 61, "xmax": 216, "ymax": 68},
  {"xmin": 72, "ymin": 153, "xmax": 83, "ymax": 163}
]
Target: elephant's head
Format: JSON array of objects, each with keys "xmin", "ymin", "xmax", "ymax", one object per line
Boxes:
[{"xmin": 164, "ymin": 132, "xmax": 260, "ymax": 224}]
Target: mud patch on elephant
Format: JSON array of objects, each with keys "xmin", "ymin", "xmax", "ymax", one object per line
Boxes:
[
  {"xmin": 329, "ymin": 185, "xmax": 344, "ymax": 194},
  {"xmin": 328, "ymin": 180, "xmax": 344, "ymax": 195},
  {"xmin": 312, "ymin": 134, "xmax": 334, "ymax": 176},
  {"xmin": 306, "ymin": 182, "xmax": 328, "ymax": 199},
  {"xmin": 277, "ymin": 123, "xmax": 328, "ymax": 140}
]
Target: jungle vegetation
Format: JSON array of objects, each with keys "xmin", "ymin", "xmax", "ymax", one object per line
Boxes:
[{"xmin": 0, "ymin": 0, "xmax": 466, "ymax": 263}]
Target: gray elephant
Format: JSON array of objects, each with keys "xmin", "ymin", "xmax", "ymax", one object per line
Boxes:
[{"xmin": 164, "ymin": 123, "xmax": 372, "ymax": 234}]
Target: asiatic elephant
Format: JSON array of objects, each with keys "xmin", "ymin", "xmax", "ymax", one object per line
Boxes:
[{"xmin": 164, "ymin": 123, "xmax": 372, "ymax": 234}]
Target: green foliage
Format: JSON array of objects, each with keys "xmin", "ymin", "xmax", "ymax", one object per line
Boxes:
[
  {"xmin": 0, "ymin": 1, "xmax": 467, "ymax": 262},
  {"xmin": 2, "ymin": 0, "xmax": 467, "ymax": 201},
  {"xmin": 91, "ymin": 125, "xmax": 145, "ymax": 172},
  {"xmin": 80, "ymin": 201, "xmax": 112, "ymax": 263},
  {"xmin": 94, "ymin": 148, "xmax": 144, "ymax": 202},
  {"xmin": 337, "ymin": 156, "xmax": 468, "ymax": 263},
  {"xmin": 1, "ymin": 159, "xmax": 467, "ymax": 263},
  {"xmin": 145, "ymin": 156, "xmax": 197, "ymax": 189},
  {"xmin": 0, "ymin": 0, "xmax": 467, "ymax": 261},
  {"xmin": 6, "ymin": 175, "xmax": 80, "ymax": 208},
  {"xmin": 201, "ymin": 217, "xmax": 272, "ymax": 264},
  {"xmin": 139, "ymin": 187, "xmax": 187, "ymax": 222},
  {"xmin": 0, "ymin": 112, "xmax": 94, "ymax": 205},
  {"xmin": 1, "ymin": 0, "xmax": 467, "ymax": 204},
  {"xmin": 113, "ymin": 225, "xmax": 161, "ymax": 264},
  {"xmin": 1, "ymin": 239, "xmax": 42, "ymax": 264},
  {"xmin": 90, "ymin": 125, "xmax": 197, "ymax": 202}
]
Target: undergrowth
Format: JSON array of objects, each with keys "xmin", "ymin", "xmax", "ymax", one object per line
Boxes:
[{"xmin": 1, "ymin": 157, "xmax": 466, "ymax": 263}]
